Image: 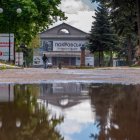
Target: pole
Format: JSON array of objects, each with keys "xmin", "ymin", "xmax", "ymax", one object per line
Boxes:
[
  {"xmin": 8, "ymin": 32, "xmax": 11, "ymax": 62},
  {"xmin": 8, "ymin": 15, "xmax": 11, "ymax": 62}
]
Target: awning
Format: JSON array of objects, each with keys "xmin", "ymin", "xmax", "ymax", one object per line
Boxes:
[{"xmin": 43, "ymin": 52, "xmax": 81, "ymax": 57}]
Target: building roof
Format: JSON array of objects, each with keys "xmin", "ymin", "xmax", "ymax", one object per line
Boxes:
[{"xmin": 40, "ymin": 23, "xmax": 89, "ymax": 39}]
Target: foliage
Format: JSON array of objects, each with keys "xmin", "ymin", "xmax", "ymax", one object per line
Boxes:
[
  {"xmin": 117, "ymin": 36, "xmax": 136, "ymax": 60},
  {"xmin": 90, "ymin": 0, "xmax": 140, "ymax": 65},
  {"xmin": 17, "ymin": 45, "xmax": 33, "ymax": 66},
  {"xmin": 0, "ymin": 64, "xmax": 6, "ymax": 70},
  {"xmin": 91, "ymin": 0, "xmax": 140, "ymax": 45},
  {"xmin": 88, "ymin": 2, "xmax": 118, "ymax": 66},
  {"xmin": 89, "ymin": 2, "xmax": 117, "ymax": 52},
  {"xmin": 0, "ymin": 0, "xmax": 66, "ymax": 46},
  {"xmin": 29, "ymin": 35, "xmax": 40, "ymax": 48}
]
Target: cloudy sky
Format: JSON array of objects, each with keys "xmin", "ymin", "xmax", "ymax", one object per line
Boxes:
[{"xmin": 51, "ymin": 0, "xmax": 97, "ymax": 33}]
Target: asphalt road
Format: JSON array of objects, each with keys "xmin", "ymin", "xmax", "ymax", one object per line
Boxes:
[{"xmin": 0, "ymin": 67, "xmax": 140, "ymax": 84}]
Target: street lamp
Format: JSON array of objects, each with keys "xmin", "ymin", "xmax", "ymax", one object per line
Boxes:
[{"xmin": 0, "ymin": 7, "xmax": 22, "ymax": 62}]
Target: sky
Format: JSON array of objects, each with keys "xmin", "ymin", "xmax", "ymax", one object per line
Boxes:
[{"xmin": 51, "ymin": 0, "xmax": 97, "ymax": 33}]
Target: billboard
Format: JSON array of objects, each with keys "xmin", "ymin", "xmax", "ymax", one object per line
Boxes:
[
  {"xmin": 0, "ymin": 33, "xmax": 14, "ymax": 60},
  {"xmin": 41, "ymin": 40, "xmax": 86, "ymax": 52}
]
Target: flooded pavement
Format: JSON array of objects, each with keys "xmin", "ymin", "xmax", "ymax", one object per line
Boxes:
[{"xmin": 0, "ymin": 82, "xmax": 140, "ymax": 140}]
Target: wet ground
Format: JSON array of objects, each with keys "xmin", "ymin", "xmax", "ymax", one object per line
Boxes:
[
  {"xmin": 0, "ymin": 67, "xmax": 140, "ymax": 84},
  {"xmin": 0, "ymin": 83, "xmax": 140, "ymax": 140},
  {"xmin": 0, "ymin": 67, "xmax": 140, "ymax": 140}
]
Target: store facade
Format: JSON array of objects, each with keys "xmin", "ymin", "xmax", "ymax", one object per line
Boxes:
[{"xmin": 33, "ymin": 23, "xmax": 94, "ymax": 66}]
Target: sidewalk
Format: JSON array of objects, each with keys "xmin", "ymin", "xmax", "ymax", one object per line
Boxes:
[{"xmin": 0, "ymin": 67, "xmax": 140, "ymax": 84}]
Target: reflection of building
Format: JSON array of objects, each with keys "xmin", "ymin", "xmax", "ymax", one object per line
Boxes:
[
  {"xmin": 39, "ymin": 83, "xmax": 89, "ymax": 109},
  {"xmin": 33, "ymin": 23, "xmax": 94, "ymax": 66}
]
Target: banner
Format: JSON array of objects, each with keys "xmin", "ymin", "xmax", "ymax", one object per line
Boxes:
[
  {"xmin": 33, "ymin": 56, "xmax": 43, "ymax": 65},
  {"xmin": 41, "ymin": 40, "xmax": 86, "ymax": 52},
  {"xmin": 0, "ymin": 33, "xmax": 14, "ymax": 60},
  {"xmin": 15, "ymin": 52, "xmax": 23, "ymax": 66}
]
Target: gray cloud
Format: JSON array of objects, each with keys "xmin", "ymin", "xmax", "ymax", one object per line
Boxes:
[{"xmin": 60, "ymin": 0, "xmax": 91, "ymax": 14}]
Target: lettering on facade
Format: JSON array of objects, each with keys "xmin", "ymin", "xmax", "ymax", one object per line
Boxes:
[
  {"xmin": 54, "ymin": 42, "xmax": 83, "ymax": 47},
  {"xmin": 53, "ymin": 41, "xmax": 85, "ymax": 51}
]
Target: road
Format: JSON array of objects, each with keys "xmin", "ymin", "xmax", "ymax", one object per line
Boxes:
[{"xmin": 0, "ymin": 67, "xmax": 140, "ymax": 84}]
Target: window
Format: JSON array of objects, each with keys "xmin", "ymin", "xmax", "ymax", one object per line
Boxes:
[{"xmin": 58, "ymin": 28, "xmax": 70, "ymax": 35}]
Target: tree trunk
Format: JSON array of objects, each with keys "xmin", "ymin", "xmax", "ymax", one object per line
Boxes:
[
  {"xmin": 127, "ymin": 36, "xmax": 132, "ymax": 66},
  {"xmin": 109, "ymin": 50, "xmax": 113, "ymax": 66},
  {"xmin": 99, "ymin": 51, "xmax": 101, "ymax": 67},
  {"xmin": 137, "ymin": 0, "xmax": 140, "ymax": 46},
  {"xmin": 100, "ymin": 51, "xmax": 104, "ymax": 66},
  {"xmin": 136, "ymin": 0, "xmax": 140, "ymax": 65}
]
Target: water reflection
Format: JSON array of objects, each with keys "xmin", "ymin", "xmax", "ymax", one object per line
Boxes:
[
  {"xmin": 0, "ymin": 84, "xmax": 64, "ymax": 140},
  {"xmin": 40, "ymin": 83, "xmax": 89, "ymax": 109},
  {"xmin": 89, "ymin": 84, "xmax": 140, "ymax": 140},
  {"xmin": 0, "ymin": 83, "xmax": 140, "ymax": 140}
]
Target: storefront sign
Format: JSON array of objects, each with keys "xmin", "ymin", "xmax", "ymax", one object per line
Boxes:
[{"xmin": 53, "ymin": 41, "xmax": 85, "ymax": 51}]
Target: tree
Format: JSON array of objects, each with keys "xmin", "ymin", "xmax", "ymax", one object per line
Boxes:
[
  {"xmin": 110, "ymin": 2, "xmax": 137, "ymax": 65},
  {"xmin": 89, "ymin": 84, "xmax": 140, "ymax": 140},
  {"xmin": 91, "ymin": 0, "xmax": 140, "ymax": 60},
  {"xmin": 88, "ymin": 2, "xmax": 118, "ymax": 66},
  {"xmin": 0, "ymin": 0, "xmax": 66, "ymax": 45}
]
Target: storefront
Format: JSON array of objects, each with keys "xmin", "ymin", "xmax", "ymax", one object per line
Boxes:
[{"xmin": 33, "ymin": 23, "xmax": 94, "ymax": 66}]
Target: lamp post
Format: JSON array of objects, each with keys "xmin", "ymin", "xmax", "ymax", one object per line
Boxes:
[{"xmin": 0, "ymin": 7, "xmax": 22, "ymax": 62}]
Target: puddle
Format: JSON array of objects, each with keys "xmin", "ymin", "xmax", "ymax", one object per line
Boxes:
[{"xmin": 0, "ymin": 83, "xmax": 140, "ymax": 140}]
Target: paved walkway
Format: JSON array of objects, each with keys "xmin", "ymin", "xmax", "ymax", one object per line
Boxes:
[{"xmin": 0, "ymin": 67, "xmax": 140, "ymax": 84}]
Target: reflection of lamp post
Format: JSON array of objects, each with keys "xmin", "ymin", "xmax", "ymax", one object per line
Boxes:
[{"xmin": 0, "ymin": 7, "xmax": 22, "ymax": 62}]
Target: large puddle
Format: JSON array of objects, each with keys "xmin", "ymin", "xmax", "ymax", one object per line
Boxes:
[{"xmin": 0, "ymin": 83, "xmax": 140, "ymax": 140}]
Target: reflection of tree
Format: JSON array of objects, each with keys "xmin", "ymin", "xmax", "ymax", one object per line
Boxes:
[
  {"xmin": 89, "ymin": 84, "xmax": 140, "ymax": 140},
  {"xmin": 109, "ymin": 84, "xmax": 140, "ymax": 140},
  {"xmin": 0, "ymin": 84, "xmax": 64, "ymax": 140}
]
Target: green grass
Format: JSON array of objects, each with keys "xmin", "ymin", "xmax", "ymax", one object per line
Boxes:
[{"xmin": 0, "ymin": 65, "xmax": 6, "ymax": 70}]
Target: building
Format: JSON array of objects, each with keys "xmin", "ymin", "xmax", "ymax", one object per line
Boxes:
[{"xmin": 33, "ymin": 23, "xmax": 94, "ymax": 67}]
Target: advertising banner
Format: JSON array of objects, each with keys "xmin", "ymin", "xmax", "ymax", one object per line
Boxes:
[
  {"xmin": 33, "ymin": 56, "xmax": 43, "ymax": 65},
  {"xmin": 85, "ymin": 57, "xmax": 94, "ymax": 66},
  {"xmin": 0, "ymin": 34, "xmax": 14, "ymax": 60},
  {"xmin": 15, "ymin": 52, "xmax": 23, "ymax": 66},
  {"xmin": 41, "ymin": 40, "xmax": 86, "ymax": 52}
]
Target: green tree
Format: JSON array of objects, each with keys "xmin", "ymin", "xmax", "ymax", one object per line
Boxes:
[
  {"xmin": 91, "ymin": 0, "xmax": 140, "ymax": 59},
  {"xmin": 110, "ymin": 3, "xmax": 137, "ymax": 65},
  {"xmin": 88, "ymin": 2, "xmax": 117, "ymax": 66},
  {"xmin": 0, "ymin": 0, "xmax": 66, "ymax": 45}
]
